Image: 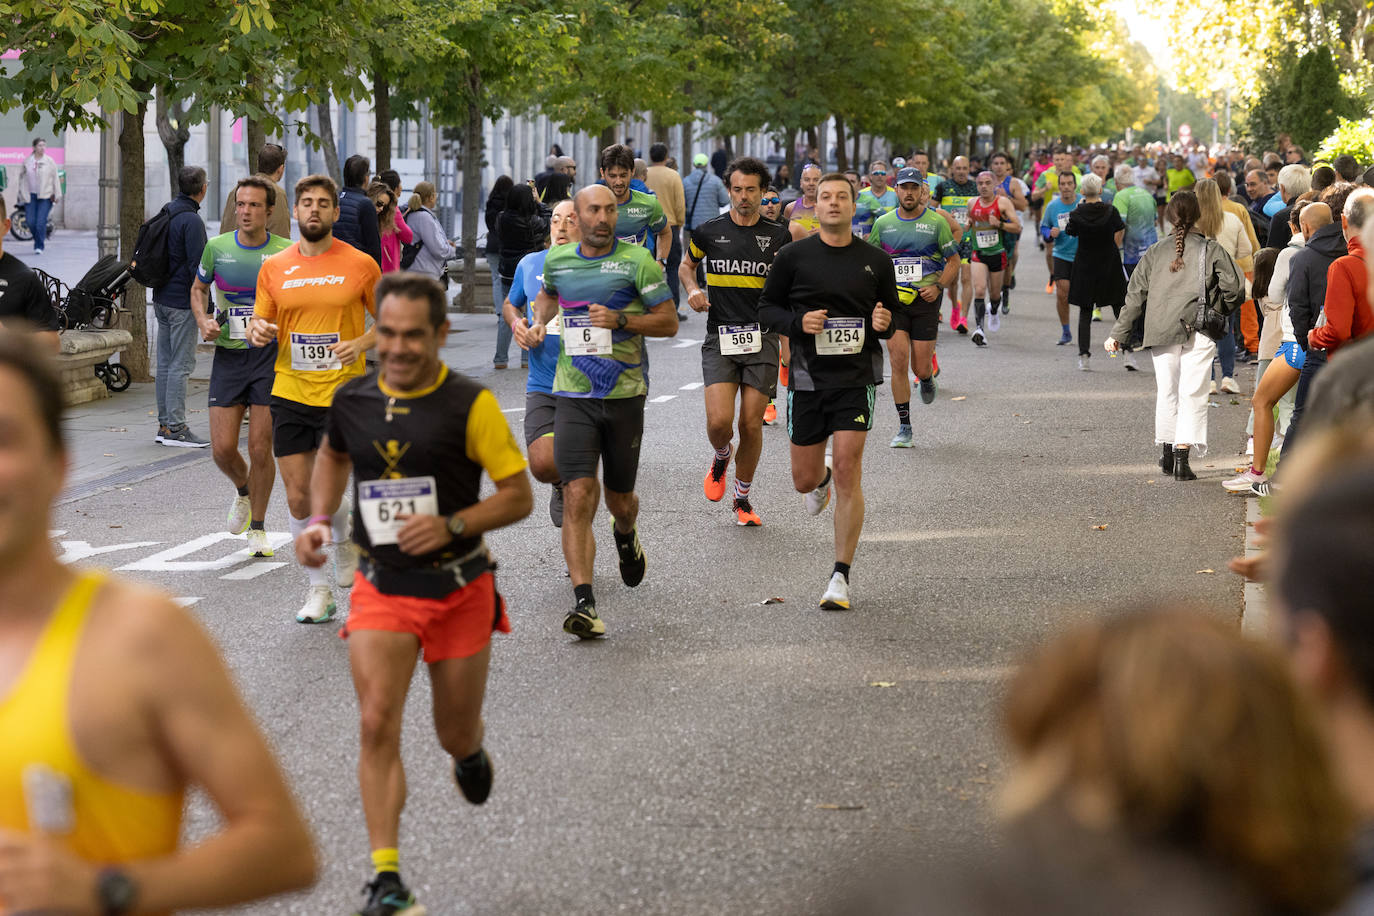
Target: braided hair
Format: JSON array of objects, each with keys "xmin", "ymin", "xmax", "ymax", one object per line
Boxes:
[{"xmin": 1168, "ymin": 190, "xmax": 1201, "ymax": 272}]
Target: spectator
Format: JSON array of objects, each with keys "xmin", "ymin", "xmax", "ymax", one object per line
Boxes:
[
  {"xmin": 221, "ymin": 142, "xmax": 290, "ymax": 238},
  {"xmin": 773, "ymin": 162, "xmax": 792, "ymax": 190},
  {"xmin": 1267, "ymin": 164, "xmax": 1310, "ymax": 252},
  {"xmin": 1196, "ymin": 178, "xmax": 1254, "ymax": 394},
  {"xmin": 1334, "ymin": 153, "xmax": 1362, "ymax": 183},
  {"xmin": 1107, "ymin": 190, "xmax": 1245, "ymax": 480},
  {"xmin": 710, "ymin": 139, "xmax": 729, "ymax": 180},
  {"xmin": 533, "ymin": 154, "xmax": 558, "ymax": 195},
  {"xmin": 645, "ymin": 142, "xmax": 686, "ymax": 316},
  {"xmin": 17, "ymin": 137, "xmax": 61, "ymax": 255},
  {"xmin": 682, "ymin": 152, "xmax": 730, "ymax": 280},
  {"xmin": 632, "ymin": 157, "xmax": 649, "ymax": 185},
  {"xmin": 1285, "ymin": 144, "xmax": 1308, "ymax": 165},
  {"xmin": 1064, "ymin": 172, "xmax": 1127, "ymax": 369},
  {"xmin": 1213, "ymin": 170, "xmax": 1262, "ymax": 268},
  {"xmin": 332, "ymin": 154, "xmax": 382, "ymax": 267},
  {"xmin": 404, "ymin": 180, "xmax": 456, "ymax": 286},
  {"xmin": 1245, "ymin": 169, "xmax": 1277, "ymax": 245},
  {"xmin": 541, "ymin": 171, "xmax": 574, "ymax": 205},
  {"xmin": 1307, "ymin": 188, "xmax": 1374, "ymax": 354},
  {"xmin": 0, "ymin": 197, "xmax": 59, "ymax": 351},
  {"xmin": 1245, "ymin": 203, "xmax": 1310, "ymax": 460},
  {"xmin": 366, "ymin": 179, "xmax": 412, "ymax": 273},
  {"xmin": 484, "ymin": 175, "xmax": 514, "ymax": 325},
  {"xmin": 1313, "ymin": 164, "xmax": 1338, "ymax": 194},
  {"xmin": 553, "ymin": 155, "xmax": 577, "ymax": 186},
  {"xmin": 152, "ymin": 165, "xmax": 211, "ymax": 448},
  {"xmin": 495, "ymin": 183, "xmax": 547, "ymax": 369}
]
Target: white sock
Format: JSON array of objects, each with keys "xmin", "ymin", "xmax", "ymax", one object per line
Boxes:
[
  {"xmin": 289, "ymin": 513, "xmax": 328, "ymax": 588},
  {"xmin": 331, "ymin": 503, "xmax": 350, "ymax": 545}
]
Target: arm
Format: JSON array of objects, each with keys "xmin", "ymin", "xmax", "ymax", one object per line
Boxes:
[
  {"xmin": 939, "ymin": 208, "xmax": 964, "ymax": 242},
  {"xmin": 679, "ymin": 243, "xmax": 710, "ymax": 312},
  {"xmin": 788, "ymin": 220, "xmax": 808, "ymax": 241},
  {"xmin": 873, "ymin": 259, "xmax": 899, "ymax": 340},
  {"xmin": 394, "ymin": 210, "xmax": 413, "ymax": 245},
  {"xmin": 294, "ymin": 433, "xmax": 354, "ymax": 568},
  {"xmin": 191, "ymin": 277, "xmax": 220, "ymax": 341},
  {"xmin": 714, "ymin": 178, "xmax": 730, "ymax": 209},
  {"xmin": 420, "ymin": 211, "xmax": 454, "ymax": 257},
  {"xmin": 655, "ymin": 225, "xmax": 672, "ymax": 262},
  {"xmin": 999, "ymin": 198, "xmax": 1021, "ymax": 235},
  {"xmin": 589, "ymin": 298, "xmax": 678, "ymax": 338}
]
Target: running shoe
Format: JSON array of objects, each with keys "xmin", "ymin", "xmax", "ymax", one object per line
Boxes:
[
  {"xmin": 987, "ymin": 310, "xmax": 1001, "ymax": 333},
  {"xmin": 804, "ymin": 459, "xmax": 833, "ymax": 516},
  {"xmin": 1223, "ymin": 469, "xmax": 1268, "ymax": 493},
  {"xmin": 819, "ymin": 572, "xmax": 851, "ymax": 610},
  {"xmin": 563, "ymin": 597, "xmax": 605, "ymax": 638},
  {"xmin": 245, "ymin": 528, "xmax": 273, "ymax": 557},
  {"xmin": 1220, "ymin": 376, "xmax": 1241, "ymax": 394},
  {"xmin": 763, "ymin": 401, "xmax": 777, "ymax": 425},
  {"xmin": 1091, "ymin": 307, "xmax": 1102, "ymax": 322},
  {"xmin": 971, "ymin": 327, "xmax": 987, "ymax": 347},
  {"xmin": 1045, "ymin": 280, "xmax": 1054, "ymax": 294},
  {"xmin": 549, "ymin": 482, "xmax": 564, "ymax": 528},
  {"xmin": 1249, "ymin": 480, "xmax": 1274, "ymax": 498},
  {"xmin": 227, "ymin": 494, "xmax": 251, "ymax": 535},
  {"xmin": 454, "ymin": 747, "xmax": 493, "ymax": 804},
  {"xmin": 889, "ymin": 425, "xmax": 913, "ymax": 448},
  {"xmin": 919, "ymin": 377, "xmax": 938, "ymax": 404},
  {"xmin": 732, "ymin": 498, "xmax": 762, "ymax": 526},
  {"xmin": 931, "ymin": 352, "xmax": 940, "ymax": 378},
  {"xmin": 335, "ymin": 539, "xmax": 359, "ymax": 589},
  {"xmin": 1209, "ymin": 379, "xmax": 1219, "ymax": 395},
  {"xmin": 1078, "ymin": 354, "xmax": 1090, "ymax": 371},
  {"xmin": 295, "ymin": 585, "xmax": 336, "ymax": 624},
  {"xmin": 612, "ymin": 521, "xmax": 646, "ymax": 586},
  {"xmin": 354, "ymin": 871, "xmax": 424, "ymax": 916},
  {"xmin": 703, "ymin": 454, "xmax": 729, "ymax": 502},
  {"xmin": 1057, "ymin": 328, "xmax": 1073, "ymax": 346},
  {"xmin": 158, "ymin": 426, "xmax": 210, "ymax": 448},
  {"xmin": 949, "ymin": 303, "xmax": 964, "ymax": 332}
]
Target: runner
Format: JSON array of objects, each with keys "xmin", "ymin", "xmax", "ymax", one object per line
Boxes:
[
  {"xmin": 0, "ymin": 335, "xmax": 317, "ymax": 913},
  {"xmin": 966, "ymin": 170, "xmax": 1022, "ymax": 345},
  {"xmin": 989, "ymin": 151, "xmax": 1028, "ymax": 316},
  {"xmin": 191, "ymin": 176, "xmax": 292, "ymax": 559},
  {"xmin": 868, "ymin": 167, "xmax": 959, "ymax": 447},
  {"xmin": 679, "ymin": 156, "xmax": 793, "ymax": 525},
  {"xmin": 1041, "ymin": 171, "xmax": 1082, "ymax": 346},
  {"xmin": 525, "ymin": 185, "xmax": 679, "ymax": 638},
  {"xmin": 853, "ymin": 160, "xmax": 897, "ymax": 239},
  {"xmin": 760, "ymin": 188, "xmax": 786, "ymax": 424},
  {"xmin": 758, "ymin": 172, "xmax": 898, "ymax": 610},
  {"xmin": 295, "ymin": 273, "xmax": 532, "ymax": 916},
  {"xmin": 507, "ymin": 199, "xmax": 579, "ymax": 527},
  {"xmin": 1032, "ymin": 147, "xmax": 1082, "ymax": 291},
  {"xmin": 780, "ymin": 163, "xmax": 823, "ymax": 406},
  {"xmin": 248, "ymin": 174, "xmax": 381, "ymax": 624},
  {"xmin": 761, "ymin": 188, "xmax": 783, "ymax": 222},
  {"xmin": 599, "ymin": 143, "xmax": 672, "ymax": 264},
  {"xmin": 934, "ymin": 156, "xmax": 979, "ymax": 333}
]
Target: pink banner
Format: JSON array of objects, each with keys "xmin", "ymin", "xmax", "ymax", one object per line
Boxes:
[
  {"xmin": 0, "ymin": 148, "xmax": 65, "ymax": 166},
  {"xmin": 2, "ymin": 50, "xmax": 21, "ymax": 60}
]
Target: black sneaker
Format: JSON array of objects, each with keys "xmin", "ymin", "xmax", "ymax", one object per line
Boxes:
[
  {"xmin": 354, "ymin": 871, "xmax": 422, "ymax": 916},
  {"xmin": 919, "ymin": 376, "xmax": 938, "ymax": 405},
  {"xmin": 563, "ymin": 597, "xmax": 605, "ymax": 638},
  {"xmin": 454, "ymin": 747, "xmax": 494, "ymax": 805},
  {"xmin": 549, "ymin": 482, "xmax": 564, "ymax": 528},
  {"xmin": 612, "ymin": 521, "xmax": 646, "ymax": 587}
]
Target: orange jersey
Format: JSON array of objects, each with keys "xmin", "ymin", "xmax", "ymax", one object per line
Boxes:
[{"xmin": 255, "ymin": 239, "xmax": 380, "ymax": 407}]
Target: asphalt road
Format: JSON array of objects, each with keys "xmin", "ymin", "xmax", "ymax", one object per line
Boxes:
[{"xmin": 52, "ymin": 235, "xmax": 1250, "ymax": 915}]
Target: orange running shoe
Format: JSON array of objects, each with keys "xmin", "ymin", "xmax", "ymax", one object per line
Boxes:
[
  {"xmin": 704, "ymin": 454, "xmax": 729, "ymax": 501},
  {"xmin": 778, "ymin": 363, "xmax": 789, "ymax": 389},
  {"xmin": 1045, "ymin": 279, "xmax": 1054, "ymax": 294},
  {"xmin": 733, "ymin": 498, "xmax": 762, "ymax": 526},
  {"xmin": 763, "ymin": 401, "xmax": 777, "ymax": 425}
]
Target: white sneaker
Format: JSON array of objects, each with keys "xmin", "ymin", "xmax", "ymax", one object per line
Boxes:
[
  {"xmin": 1223, "ymin": 468, "xmax": 1268, "ymax": 493},
  {"xmin": 819, "ymin": 572, "xmax": 851, "ymax": 610},
  {"xmin": 245, "ymin": 528, "xmax": 274, "ymax": 558},
  {"xmin": 226, "ymin": 495, "xmax": 251, "ymax": 534},
  {"xmin": 1220, "ymin": 376, "xmax": 1241, "ymax": 394},
  {"xmin": 334, "ymin": 539, "xmax": 358, "ymax": 589},
  {"xmin": 804, "ymin": 458, "xmax": 833, "ymax": 516},
  {"xmin": 1209, "ymin": 379, "xmax": 1219, "ymax": 395},
  {"xmin": 971, "ymin": 327, "xmax": 987, "ymax": 347},
  {"xmin": 295, "ymin": 585, "xmax": 336, "ymax": 623},
  {"xmin": 987, "ymin": 310, "xmax": 1001, "ymax": 333},
  {"xmin": 1078, "ymin": 355, "xmax": 1090, "ymax": 371}
]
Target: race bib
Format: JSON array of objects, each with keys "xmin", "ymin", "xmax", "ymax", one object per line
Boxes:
[
  {"xmin": 719, "ymin": 323, "xmax": 762, "ymax": 355},
  {"xmin": 1057, "ymin": 213, "xmax": 1070, "ymax": 230},
  {"xmin": 976, "ymin": 230, "xmax": 1000, "ymax": 248},
  {"xmin": 289, "ymin": 332, "xmax": 342, "ymax": 371},
  {"xmin": 816, "ymin": 317, "xmax": 865, "ymax": 356},
  {"xmin": 358, "ymin": 476, "xmax": 438, "ymax": 547},
  {"xmin": 616, "ymin": 234, "xmax": 640, "ymax": 246},
  {"xmin": 226, "ymin": 306, "xmax": 253, "ymax": 341},
  {"xmin": 893, "ymin": 258, "xmax": 924, "ymax": 283},
  {"xmin": 951, "ymin": 208, "xmax": 969, "ymax": 226},
  {"xmin": 561, "ymin": 314, "xmax": 613, "ymax": 357}
]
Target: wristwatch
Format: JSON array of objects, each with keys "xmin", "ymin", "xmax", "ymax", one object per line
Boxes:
[
  {"xmin": 446, "ymin": 513, "xmax": 467, "ymax": 538},
  {"xmin": 616, "ymin": 312, "xmax": 628, "ymax": 330},
  {"xmin": 96, "ymin": 867, "xmax": 139, "ymax": 916}
]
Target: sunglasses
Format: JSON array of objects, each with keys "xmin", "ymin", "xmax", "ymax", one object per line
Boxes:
[
  {"xmin": 871, "ymin": 171, "xmax": 887, "ymax": 176},
  {"xmin": 762, "ymin": 197, "xmax": 780, "ymax": 205}
]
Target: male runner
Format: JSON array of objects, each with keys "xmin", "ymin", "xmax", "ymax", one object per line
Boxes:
[
  {"xmin": 759, "ymin": 172, "xmax": 897, "ymax": 610},
  {"xmin": 296, "ymin": 274, "xmax": 532, "ymax": 916},
  {"xmin": 249, "ymin": 174, "xmax": 381, "ymax": 624},
  {"xmin": 965, "ymin": 170, "xmax": 1022, "ymax": 344},
  {"xmin": 1041, "ymin": 171, "xmax": 1082, "ymax": 346},
  {"xmin": 779, "ymin": 163, "xmax": 822, "ymax": 410},
  {"xmin": 679, "ymin": 156, "xmax": 793, "ymax": 525},
  {"xmin": 192, "ymin": 176, "xmax": 291, "ymax": 559},
  {"xmin": 934, "ymin": 156, "xmax": 979, "ymax": 333},
  {"xmin": 853, "ymin": 160, "xmax": 897, "ymax": 239},
  {"xmin": 526, "ymin": 185, "xmax": 678, "ymax": 638},
  {"xmin": 868, "ymin": 167, "xmax": 959, "ymax": 447},
  {"xmin": 0, "ymin": 335, "xmax": 316, "ymax": 913},
  {"xmin": 599, "ymin": 144, "xmax": 671, "ymax": 265},
  {"xmin": 989, "ymin": 151, "xmax": 1028, "ymax": 314},
  {"xmin": 1032, "ymin": 147, "xmax": 1082, "ymax": 291},
  {"xmin": 508, "ymin": 199, "xmax": 578, "ymax": 527}
]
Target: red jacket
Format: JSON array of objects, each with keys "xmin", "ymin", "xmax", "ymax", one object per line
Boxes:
[{"xmin": 1312, "ymin": 234, "xmax": 1374, "ymax": 352}]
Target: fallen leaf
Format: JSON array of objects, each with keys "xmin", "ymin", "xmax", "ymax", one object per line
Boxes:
[
  {"xmin": 1146, "ymin": 479, "xmax": 1155, "ymax": 484},
  {"xmin": 109, "ymin": 525, "xmax": 122, "ymax": 529},
  {"xmin": 869, "ymin": 681, "xmax": 896, "ymax": 688},
  {"xmin": 1196, "ymin": 569, "xmax": 1215, "ymax": 574},
  {"xmin": 950, "ymin": 396, "xmax": 967, "ymax": 401},
  {"xmin": 816, "ymin": 804, "xmax": 865, "ymax": 811},
  {"xmin": 756, "ymin": 596, "xmax": 785, "ymax": 605},
  {"xmin": 106, "ymin": 427, "xmax": 127, "ymax": 432},
  {"xmin": 102, "ymin": 453, "xmax": 115, "ymax": 457},
  {"xmin": 1091, "ymin": 524, "xmax": 1108, "ymax": 531}
]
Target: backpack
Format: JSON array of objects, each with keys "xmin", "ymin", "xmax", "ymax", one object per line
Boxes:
[
  {"xmin": 399, "ymin": 208, "xmax": 427, "ymax": 269},
  {"xmin": 129, "ymin": 204, "xmax": 175, "ymax": 288}
]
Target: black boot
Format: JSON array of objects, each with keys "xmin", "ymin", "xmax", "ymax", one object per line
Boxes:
[
  {"xmin": 1173, "ymin": 446, "xmax": 1196, "ymax": 481},
  {"xmin": 1160, "ymin": 443, "xmax": 1174, "ymax": 475}
]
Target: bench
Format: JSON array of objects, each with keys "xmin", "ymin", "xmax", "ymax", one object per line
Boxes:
[{"xmin": 57, "ymin": 329, "xmax": 133, "ymax": 405}]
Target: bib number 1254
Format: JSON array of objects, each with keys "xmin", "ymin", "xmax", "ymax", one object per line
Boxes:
[{"xmin": 816, "ymin": 317, "xmax": 866, "ymax": 356}]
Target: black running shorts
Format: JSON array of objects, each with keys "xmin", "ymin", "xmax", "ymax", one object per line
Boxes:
[
  {"xmin": 524, "ymin": 391, "xmax": 557, "ymax": 447},
  {"xmin": 787, "ymin": 385, "xmax": 876, "ymax": 447},
  {"xmin": 701, "ymin": 332, "xmax": 780, "ymax": 398},
  {"xmin": 553, "ymin": 395, "xmax": 645, "ymax": 493},
  {"xmin": 209, "ymin": 344, "xmax": 276, "ymax": 408},
  {"xmin": 270, "ymin": 395, "xmax": 330, "ymax": 458},
  {"xmin": 972, "ymin": 250, "xmax": 1007, "ymax": 272},
  {"xmin": 1051, "ymin": 257, "xmax": 1074, "ymax": 282},
  {"xmin": 890, "ymin": 291, "xmax": 940, "ymax": 342}
]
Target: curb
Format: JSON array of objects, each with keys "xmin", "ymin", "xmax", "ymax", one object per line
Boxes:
[{"xmin": 1240, "ymin": 498, "xmax": 1266, "ymax": 636}]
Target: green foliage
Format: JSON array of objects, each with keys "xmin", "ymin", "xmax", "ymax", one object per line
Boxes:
[
  {"xmin": 1316, "ymin": 118, "xmax": 1374, "ymax": 167},
  {"xmin": 1245, "ymin": 44, "xmax": 1359, "ymax": 152}
]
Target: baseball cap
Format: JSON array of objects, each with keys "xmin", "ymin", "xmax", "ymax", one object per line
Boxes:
[
  {"xmin": 895, "ymin": 167, "xmax": 925, "ymax": 186},
  {"xmin": 693, "ymin": 153, "xmax": 709, "ymax": 167},
  {"xmin": 892, "ymin": 157, "xmax": 907, "ymax": 169}
]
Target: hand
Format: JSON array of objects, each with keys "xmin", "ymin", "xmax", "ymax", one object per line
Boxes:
[
  {"xmin": 247, "ymin": 317, "xmax": 278, "ymax": 347},
  {"xmin": 198, "ymin": 317, "xmax": 221, "ymax": 342},
  {"xmin": 1307, "ymin": 328, "xmax": 1316, "ymax": 347},
  {"xmin": 587, "ymin": 304, "xmax": 618, "ymax": 329},
  {"xmin": 872, "ymin": 300, "xmax": 891, "ymax": 333},
  {"xmin": 0, "ymin": 828, "xmax": 100, "ymax": 915},
  {"xmin": 801, "ymin": 309, "xmax": 829, "ymax": 334},
  {"xmin": 526, "ymin": 322, "xmax": 547, "ymax": 347},
  {"xmin": 511, "ymin": 317, "xmax": 534, "ymax": 350},
  {"xmin": 1050, "ymin": 228, "xmax": 1060, "ymax": 239},
  {"xmin": 395, "ymin": 514, "xmax": 454, "ymax": 555},
  {"xmin": 686, "ymin": 288, "xmax": 711, "ymax": 313},
  {"xmin": 330, "ymin": 337, "xmax": 364, "ymax": 365},
  {"xmin": 918, "ymin": 284, "xmax": 941, "ymax": 302},
  {"xmin": 294, "ymin": 523, "xmax": 331, "ymax": 568},
  {"xmin": 1104, "ymin": 337, "xmax": 1121, "ymax": 353}
]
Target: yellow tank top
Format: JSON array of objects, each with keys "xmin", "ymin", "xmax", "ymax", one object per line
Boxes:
[
  {"xmin": 0, "ymin": 572, "xmax": 183, "ymax": 869},
  {"xmin": 789, "ymin": 199, "xmax": 820, "ymax": 235}
]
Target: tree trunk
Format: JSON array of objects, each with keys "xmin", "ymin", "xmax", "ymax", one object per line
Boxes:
[
  {"xmin": 154, "ymin": 85, "xmax": 191, "ymax": 200},
  {"xmin": 851, "ymin": 130, "xmax": 860, "ymax": 169},
  {"xmin": 950, "ymin": 124, "xmax": 961, "ymax": 159},
  {"xmin": 599, "ymin": 102, "xmax": 617, "ymax": 153},
  {"xmin": 374, "ymin": 66, "xmax": 392, "ymax": 172},
  {"xmin": 967, "ymin": 124, "xmax": 978, "ymax": 161},
  {"xmin": 783, "ymin": 130, "xmax": 796, "ymax": 184},
  {"xmin": 119, "ymin": 97, "xmax": 152, "ymax": 382},
  {"xmin": 834, "ymin": 114, "xmax": 848, "ymax": 172},
  {"xmin": 315, "ymin": 99, "xmax": 341, "ymax": 184},
  {"xmin": 459, "ymin": 68, "xmax": 484, "ymax": 312}
]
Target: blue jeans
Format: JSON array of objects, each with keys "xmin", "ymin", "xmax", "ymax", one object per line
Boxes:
[
  {"xmin": 26, "ymin": 194, "xmax": 52, "ymax": 251},
  {"xmin": 485, "ymin": 253, "xmax": 516, "ymax": 366},
  {"xmin": 154, "ymin": 303, "xmax": 198, "ymax": 430}
]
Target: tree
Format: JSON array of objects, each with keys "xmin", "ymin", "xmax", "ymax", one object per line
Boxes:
[{"xmin": 155, "ymin": 84, "xmax": 192, "ymax": 199}]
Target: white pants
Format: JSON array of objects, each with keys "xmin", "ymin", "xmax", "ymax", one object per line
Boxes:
[{"xmin": 1151, "ymin": 333, "xmax": 1217, "ymax": 456}]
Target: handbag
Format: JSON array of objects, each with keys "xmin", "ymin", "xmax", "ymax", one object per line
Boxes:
[{"xmin": 1183, "ymin": 238, "xmax": 1229, "ymax": 341}]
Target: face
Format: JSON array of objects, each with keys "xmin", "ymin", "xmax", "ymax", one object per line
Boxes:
[
  {"xmin": 976, "ymin": 173, "xmax": 995, "ymax": 197},
  {"xmin": 1092, "ymin": 160, "xmax": 1109, "ymax": 180},
  {"xmin": 845, "ymin": 173, "xmax": 860, "ymax": 196},
  {"xmin": 895, "ymin": 182, "xmax": 922, "ymax": 211},
  {"xmin": 950, "ymin": 158, "xmax": 969, "ymax": 182},
  {"xmin": 1052, "ymin": 152, "xmax": 1071, "ymax": 174},
  {"xmin": 991, "ymin": 155, "xmax": 1009, "ymax": 176},
  {"xmin": 728, "ymin": 170, "xmax": 765, "ymax": 218},
  {"xmin": 1245, "ymin": 172, "xmax": 1267, "ymax": 196},
  {"xmin": 373, "ymin": 192, "xmax": 392, "ymax": 215},
  {"xmin": 815, "ymin": 178, "xmax": 855, "ymax": 230},
  {"xmin": 1285, "ymin": 149, "xmax": 1301, "ymax": 163},
  {"xmin": 575, "ymin": 189, "xmax": 618, "ymax": 247},
  {"xmin": 760, "ymin": 191, "xmax": 782, "ymax": 220},
  {"xmin": 558, "ymin": 162, "xmax": 577, "ymax": 178},
  {"xmin": 868, "ymin": 164, "xmax": 889, "ymax": 191},
  {"xmin": 1171, "ymin": 155, "xmax": 1185, "ymax": 170},
  {"xmin": 1267, "ymin": 166, "xmax": 1280, "ymax": 186},
  {"xmin": 235, "ymin": 186, "xmax": 271, "ymax": 235},
  {"xmin": 32, "ymin": 141, "xmax": 46, "ymax": 156},
  {"xmin": 295, "ymin": 187, "xmax": 339, "ymax": 242},
  {"xmin": 0, "ymin": 366, "xmax": 64, "ymax": 564},
  {"xmin": 376, "ymin": 295, "xmax": 447, "ymax": 391},
  {"xmin": 912, "ymin": 154, "xmax": 930, "ymax": 174},
  {"xmin": 800, "ymin": 167, "xmax": 820, "ymax": 199},
  {"xmin": 1059, "ymin": 174, "xmax": 1077, "ymax": 201},
  {"xmin": 601, "ymin": 166, "xmax": 631, "ymax": 200},
  {"xmin": 550, "ymin": 202, "xmax": 579, "ymax": 246}
]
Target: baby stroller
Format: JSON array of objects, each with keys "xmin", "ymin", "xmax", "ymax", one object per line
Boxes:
[{"xmin": 44, "ymin": 255, "xmax": 136, "ymax": 392}]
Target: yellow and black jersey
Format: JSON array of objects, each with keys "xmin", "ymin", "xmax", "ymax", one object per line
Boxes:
[
  {"xmin": 687, "ymin": 214, "xmax": 794, "ymax": 334},
  {"xmin": 325, "ymin": 366, "xmax": 527, "ymax": 571}
]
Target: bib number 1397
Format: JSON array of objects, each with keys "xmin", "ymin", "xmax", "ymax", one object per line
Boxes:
[
  {"xmin": 289, "ymin": 332, "xmax": 342, "ymax": 371},
  {"xmin": 816, "ymin": 317, "xmax": 865, "ymax": 356}
]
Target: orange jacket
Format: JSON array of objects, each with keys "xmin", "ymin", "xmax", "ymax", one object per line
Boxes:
[{"xmin": 1312, "ymin": 234, "xmax": 1374, "ymax": 353}]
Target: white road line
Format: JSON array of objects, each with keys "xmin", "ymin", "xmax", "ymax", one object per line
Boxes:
[
  {"xmin": 219, "ymin": 562, "xmax": 288, "ymax": 580},
  {"xmin": 501, "ymin": 407, "xmax": 526, "ymax": 413},
  {"xmin": 672, "ymin": 339, "xmax": 701, "ymax": 348},
  {"xmin": 174, "ymin": 597, "xmax": 203, "ymax": 608},
  {"xmin": 649, "ymin": 395, "xmax": 677, "ymax": 403},
  {"xmin": 679, "ymin": 381, "xmax": 704, "ymax": 390}
]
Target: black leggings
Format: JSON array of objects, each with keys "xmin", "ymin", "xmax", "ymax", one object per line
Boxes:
[{"xmin": 1077, "ymin": 303, "xmax": 1121, "ymax": 356}]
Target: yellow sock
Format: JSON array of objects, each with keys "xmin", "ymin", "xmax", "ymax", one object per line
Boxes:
[{"xmin": 371, "ymin": 847, "xmax": 400, "ymax": 876}]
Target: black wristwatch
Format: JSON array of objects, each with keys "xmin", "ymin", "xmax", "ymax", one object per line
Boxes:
[
  {"xmin": 616, "ymin": 312, "xmax": 628, "ymax": 330},
  {"xmin": 96, "ymin": 867, "xmax": 139, "ymax": 916}
]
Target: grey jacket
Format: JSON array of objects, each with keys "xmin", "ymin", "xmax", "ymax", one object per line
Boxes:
[
  {"xmin": 1110, "ymin": 232, "xmax": 1245, "ymax": 349},
  {"xmin": 407, "ymin": 207, "xmax": 455, "ymax": 279}
]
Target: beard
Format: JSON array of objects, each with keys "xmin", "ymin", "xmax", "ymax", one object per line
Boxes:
[{"xmin": 300, "ymin": 221, "xmax": 331, "ymax": 243}]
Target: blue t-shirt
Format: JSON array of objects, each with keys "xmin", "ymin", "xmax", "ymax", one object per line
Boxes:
[
  {"xmin": 509, "ymin": 248, "xmax": 559, "ymax": 395},
  {"xmin": 1041, "ymin": 196, "xmax": 1082, "ymax": 262}
]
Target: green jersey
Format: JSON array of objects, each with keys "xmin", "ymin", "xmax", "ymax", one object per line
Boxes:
[{"xmin": 196, "ymin": 231, "xmax": 292, "ymax": 349}]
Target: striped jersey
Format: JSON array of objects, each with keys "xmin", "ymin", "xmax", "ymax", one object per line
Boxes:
[{"xmin": 687, "ymin": 213, "xmax": 793, "ymax": 334}]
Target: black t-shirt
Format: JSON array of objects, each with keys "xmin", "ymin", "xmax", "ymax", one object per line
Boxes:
[
  {"xmin": 686, "ymin": 213, "xmax": 793, "ymax": 334},
  {"xmin": 758, "ymin": 234, "xmax": 898, "ymax": 391},
  {"xmin": 0, "ymin": 252, "xmax": 58, "ymax": 331}
]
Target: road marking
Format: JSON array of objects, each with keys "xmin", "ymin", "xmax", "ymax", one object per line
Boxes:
[
  {"xmin": 672, "ymin": 338, "xmax": 701, "ymax": 348},
  {"xmin": 679, "ymin": 382, "xmax": 704, "ymax": 390},
  {"xmin": 220, "ymin": 562, "xmax": 288, "ymax": 580},
  {"xmin": 174, "ymin": 597, "xmax": 203, "ymax": 608},
  {"xmin": 118, "ymin": 531, "xmax": 292, "ymax": 573},
  {"xmin": 501, "ymin": 407, "xmax": 526, "ymax": 413},
  {"xmin": 649, "ymin": 395, "xmax": 676, "ymax": 403},
  {"xmin": 58, "ymin": 540, "xmax": 162, "ymax": 564}
]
